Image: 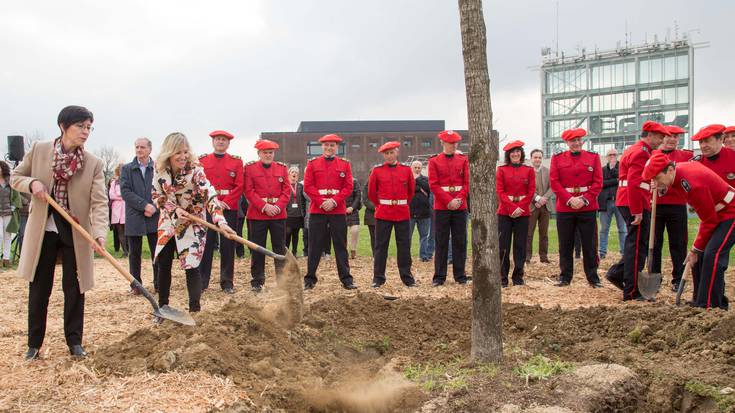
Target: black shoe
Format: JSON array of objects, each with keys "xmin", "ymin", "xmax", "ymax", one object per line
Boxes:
[
  {"xmin": 502, "ymin": 282, "xmax": 509, "ymax": 288},
  {"xmin": 69, "ymin": 344, "xmax": 87, "ymax": 358},
  {"xmin": 371, "ymin": 281, "xmax": 383, "ymax": 288},
  {"xmin": 554, "ymin": 280, "xmax": 571, "ymax": 287},
  {"xmin": 671, "ymin": 282, "xmax": 680, "ymax": 292},
  {"xmin": 343, "ymin": 283, "xmax": 357, "ymax": 290},
  {"xmin": 24, "ymin": 347, "xmax": 40, "ymax": 361},
  {"xmin": 605, "ymin": 274, "xmax": 624, "ymax": 291},
  {"xmin": 599, "ymin": 253, "xmax": 606, "ymax": 260},
  {"xmin": 223, "ymin": 287, "xmax": 235, "ymax": 294},
  {"xmin": 457, "ymin": 276, "xmax": 473, "ymax": 285},
  {"xmin": 251, "ymin": 285, "xmax": 262, "ymax": 293},
  {"xmin": 432, "ymin": 280, "xmax": 444, "ymax": 287},
  {"xmin": 304, "ymin": 281, "xmax": 315, "ymax": 290},
  {"xmin": 589, "ymin": 281, "xmax": 603, "ymax": 288},
  {"xmin": 513, "ymin": 279, "xmax": 525, "ymax": 286},
  {"xmin": 540, "ymin": 258, "xmax": 551, "ymax": 264},
  {"xmin": 405, "ymin": 281, "xmax": 417, "ymax": 288}
]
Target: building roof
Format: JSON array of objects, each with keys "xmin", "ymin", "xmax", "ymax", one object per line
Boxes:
[{"xmin": 295, "ymin": 120, "xmax": 446, "ymax": 133}]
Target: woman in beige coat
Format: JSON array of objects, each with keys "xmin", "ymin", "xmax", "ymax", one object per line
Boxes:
[{"xmin": 11, "ymin": 106, "xmax": 108, "ymax": 361}]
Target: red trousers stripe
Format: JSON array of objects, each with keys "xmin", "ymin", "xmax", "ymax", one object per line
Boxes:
[{"xmin": 708, "ymin": 220, "xmax": 735, "ymax": 308}]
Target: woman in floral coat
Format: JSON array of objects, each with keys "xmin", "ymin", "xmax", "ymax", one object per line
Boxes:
[{"xmin": 152, "ymin": 132, "xmax": 235, "ymax": 312}]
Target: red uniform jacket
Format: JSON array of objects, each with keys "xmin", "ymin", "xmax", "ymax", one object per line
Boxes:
[
  {"xmin": 616, "ymin": 140, "xmax": 653, "ymax": 214},
  {"xmin": 657, "ymin": 149, "xmax": 693, "ymax": 205},
  {"xmin": 368, "ymin": 162, "xmax": 415, "ymax": 221},
  {"xmin": 496, "ymin": 164, "xmax": 535, "ymax": 217},
  {"xmin": 198, "ymin": 153, "xmax": 244, "ymax": 210},
  {"xmin": 697, "ymin": 146, "xmax": 735, "ymax": 186},
  {"xmin": 428, "ymin": 152, "xmax": 470, "ymax": 211},
  {"xmin": 549, "ymin": 150, "xmax": 602, "ymax": 213},
  {"xmin": 303, "ymin": 156, "xmax": 354, "ymax": 215},
  {"xmin": 243, "ymin": 161, "xmax": 290, "ymax": 220},
  {"xmin": 673, "ymin": 162, "xmax": 735, "ymax": 251}
]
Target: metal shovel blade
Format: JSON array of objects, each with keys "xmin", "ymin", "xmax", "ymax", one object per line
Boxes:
[
  {"xmin": 638, "ymin": 271, "xmax": 662, "ymax": 300},
  {"xmin": 675, "ymin": 279, "xmax": 688, "ymax": 306},
  {"xmin": 155, "ymin": 305, "xmax": 197, "ymax": 326}
]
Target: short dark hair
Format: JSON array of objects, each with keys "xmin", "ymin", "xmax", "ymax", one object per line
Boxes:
[
  {"xmin": 0, "ymin": 161, "xmax": 9, "ymax": 179},
  {"xmin": 504, "ymin": 147, "xmax": 525, "ymax": 165},
  {"xmin": 57, "ymin": 105, "xmax": 94, "ymax": 131},
  {"xmin": 530, "ymin": 149, "xmax": 543, "ymax": 157}
]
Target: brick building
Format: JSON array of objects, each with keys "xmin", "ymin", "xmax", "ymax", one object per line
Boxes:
[{"xmin": 260, "ymin": 120, "xmax": 470, "ymax": 183}]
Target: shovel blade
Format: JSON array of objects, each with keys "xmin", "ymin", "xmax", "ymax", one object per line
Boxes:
[
  {"xmin": 155, "ymin": 305, "xmax": 197, "ymax": 326},
  {"xmin": 638, "ymin": 271, "xmax": 662, "ymax": 300}
]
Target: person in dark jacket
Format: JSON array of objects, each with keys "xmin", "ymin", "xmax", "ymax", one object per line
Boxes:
[
  {"xmin": 345, "ymin": 178, "xmax": 362, "ymax": 259},
  {"xmin": 597, "ymin": 148, "xmax": 627, "ymax": 259},
  {"xmin": 409, "ymin": 161, "xmax": 432, "ymax": 262},
  {"xmin": 285, "ymin": 166, "xmax": 307, "ymax": 255},
  {"xmin": 363, "ymin": 180, "xmax": 376, "ymax": 255},
  {"xmin": 235, "ymin": 194, "xmax": 248, "ymax": 258},
  {"xmin": 119, "ymin": 137, "xmax": 160, "ymax": 294}
]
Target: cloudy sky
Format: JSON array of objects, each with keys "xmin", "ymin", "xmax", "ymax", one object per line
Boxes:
[{"xmin": 1, "ymin": 0, "xmax": 732, "ymax": 162}]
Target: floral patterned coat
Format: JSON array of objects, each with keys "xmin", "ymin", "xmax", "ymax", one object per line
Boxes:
[{"xmin": 152, "ymin": 162, "xmax": 226, "ymax": 269}]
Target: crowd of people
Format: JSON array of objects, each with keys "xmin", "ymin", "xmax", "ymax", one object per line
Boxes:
[{"xmin": 11, "ymin": 105, "xmax": 735, "ymax": 361}]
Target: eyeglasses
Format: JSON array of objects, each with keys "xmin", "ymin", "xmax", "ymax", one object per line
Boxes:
[
  {"xmin": 607, "ymin": 153, "xmax": 617, "ymax": 157},
  {"xmin": 75, "ymin": 123, "xmax": 94, "ymax": 132}
]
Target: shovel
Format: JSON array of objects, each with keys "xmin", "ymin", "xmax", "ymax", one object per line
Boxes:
[
  {"xmin": 45, "ymin": 194, "xmax": 196, "ymax": 326},
  {"xmin": 186, "ymin": 214, "xmax": 289, "ymax": 261},
  {"xmin": 638, "ymin": 187, "xmax": 662, "ymax": 300},
  {"xmin": 675, "ymin": 261, "xmax": 692, "ymax": 306}
]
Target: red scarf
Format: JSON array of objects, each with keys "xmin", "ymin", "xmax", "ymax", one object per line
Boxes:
[{"xmin": 52, "ymin": 137, "xmax": 85, "ymax": 213}]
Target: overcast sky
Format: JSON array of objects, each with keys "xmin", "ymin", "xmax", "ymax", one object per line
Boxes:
[{"xmin": 1, "ymin": 0, "xmax": 732, "ymax": 163}]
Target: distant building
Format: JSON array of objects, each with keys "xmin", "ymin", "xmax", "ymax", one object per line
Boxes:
[
  {"xmin": 261, "ymin": 120, "xmax": 471, "ymax": 183},
  {"xmin": 541, "ymin": 37, "xmax": 693, "ymax": 155}
]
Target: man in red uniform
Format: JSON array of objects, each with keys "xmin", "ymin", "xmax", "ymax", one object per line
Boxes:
[
  {"xmin": 302, "ymin": 134, "xmax": 356, "ymax": 290},
  {"xmin": 643, "ymin": 151, "xmax": 734, "ymax": 309},
  {"xmin": 722, "ymin": 126, "xmax": 735, "ymax": 150},
  {"xmin": 549, "ymin": 128, "xmax": 603, "ymax": 287},
  {"xmin": 368, "ymin": 141, "xmax": 416, "ymax": 288},
  {"xmin": 651, "ymin": 125, "xmax": 693, "ymax": 291},
  {"xmin": 428, "ymin": 130, "xmax": 471, "ymax": 287},
  {"xmin": 243, "ymin": 139, "xmax": 290, "ymax": 293},
  {"xmin": 693, "ymin": 124, "xmax": 735, "ymax": 185},
  {"xmin": 606, "ymin": 121, "xmax": 668, "ymax": 300},
  {"xmin": 198, "ymin": 130, "xmax": 244, "ymax": 294}
]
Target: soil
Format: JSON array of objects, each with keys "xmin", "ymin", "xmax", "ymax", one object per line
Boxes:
[{"xmin": 1, "ymin": 253, "xmax": 734, "ymax": 412}]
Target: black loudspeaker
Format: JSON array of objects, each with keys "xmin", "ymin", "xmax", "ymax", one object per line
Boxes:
[{"xmin": 8, "ymin": 136, "xmax": 24, "ymax": 162}]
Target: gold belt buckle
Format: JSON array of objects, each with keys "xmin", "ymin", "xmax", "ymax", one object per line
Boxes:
[
  {"xmin": 448, "ymin": 186, "xmax": 456, "ymax": 192},
  {"xmin": 573, "ymin": 186, "xmax": 580, "ymax": 194},
  {"xmin": 391, "ymin": 200, "xmax": 398, "ymax": 205},
  {"xmin": 512, "ymin": 196, "xmax": 519, "ymax": 202}
]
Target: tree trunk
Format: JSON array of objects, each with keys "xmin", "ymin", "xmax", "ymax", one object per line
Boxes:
[{"xmin": 458, "ymin": 0, "xmax": 502, "ymax": 362}]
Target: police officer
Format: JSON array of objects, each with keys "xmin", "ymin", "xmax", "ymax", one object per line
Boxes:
[
  {"xmin": 549, "ymin": 128, "xmax": 603, "ymax": 288},
  {"xmin": 643, "ymin": 149, "xmax": 734, "ymax": 310},
  {"xmin": 198, "ymin": 130, "xmax": 244, "ymax": 294},
  {"xmin": 652, "ymin": 125, "xmax": 693, "ymax": 291},
  {"xmin": 243, "ymin": 139, "xmax": 290, "ymax": 293},
  {"xmin": 428, "ymin": 130, "xmax": 471, "ymax": 287},
  {"xmin": 606, "ymin": 121, "xmax": 668, "ymax": 300},
  {"xmin": 496, "ymin": 140, "xmax": 535, "ymax": 287},
  {"xmin": 302, "ymin": 134, "xmax": 356, "ymax": 290},
  {"xmin": 693, "ymin": 124, "xmax": 735, "ymax": 184},
  {"xmin": 367, "ymin": 141, "xmax": 416, "ymax": 288}
]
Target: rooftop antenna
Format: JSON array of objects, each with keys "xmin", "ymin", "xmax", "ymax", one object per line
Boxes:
[
  {"xmin": 625, "ymin": 20, "xmax": 629, "ymax": 48},
  {"xmin": 674, "ymin": 20, "xmax": 679, "ymax": 40},
  {"xmin": 555, "ymin": 0, "xmax": 559, "ymax": 57}
]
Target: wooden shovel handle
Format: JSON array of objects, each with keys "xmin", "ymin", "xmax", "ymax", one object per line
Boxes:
[
  {"xmin": 45, "ymin": 193, "xmax": 135, "ymax": 284},
  {"xmin": 646, "ymin": 183, "xmax": 658, "ymax": 273},
  {"xmin": 185, "ymin": 213, "xmax": 285, "ymax": 260}
]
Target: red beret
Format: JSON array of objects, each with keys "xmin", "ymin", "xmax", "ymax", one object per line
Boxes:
[
  {"xmin": 438, "ymin": 130, "xmax": 462, "ymax": 143},
  {"xmin": 254, "ymin": 139, "xmax": 279, "ymax": 151},
  {"xmin": 503, "ymin": 140, "xmax": 524, "ymax": 152},
  {"xmin": 642, "ymin": 150, "xmax": 671, "ymax": 181},
  {"xmin": 691, "ymin": 124, "xmax": 727, "ymax": 141},
  {"xmin": 209, "ymin": 130, "xmax": 234, "ymax": 140},
  {"xmin": 378, "ymin": 141, "xmax": 401, "ymax": 153},
  {"xmin": 666, "ymin": 125, "xmax": 686, "ymax": 135},
  {"xmin": 319, "ymin": 134, "xmax": 343, "ymax": 143},
  {"xmin": 561, "ymin": 128, "xmax": 586, "ymax": 141},
  {"xmin": 641, "ymin": 121, "xmax": 671, "ymax": 136},
  {"xmin": 724, "ymin": 126, "xmax": 735, "ymax": 134}
]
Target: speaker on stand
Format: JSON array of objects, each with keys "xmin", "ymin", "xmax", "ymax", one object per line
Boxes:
[{"xmin": 6, "ymin": 135, "xmax": 24, "ymax": 168}]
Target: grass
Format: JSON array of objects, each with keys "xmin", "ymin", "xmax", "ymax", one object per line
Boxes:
[
  {"xmin": 684, "ymin": 381, "xmax": 735, "ymax": 412},
  {"xmin": 514, "ymin": 354, "xmax": 574, "ymax": 383},
  {"xmin": 403, "ymin": 357, "xmax": 498, "ymax": 392}
]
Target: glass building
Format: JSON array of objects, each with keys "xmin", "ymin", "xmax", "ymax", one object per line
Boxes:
[{"xmin": 541, "ymin": 38, "xmax": 693, "ymax": 156}]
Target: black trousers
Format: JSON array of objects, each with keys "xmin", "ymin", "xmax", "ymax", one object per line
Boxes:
[
  {"xmin": 235, "ymin": 215, "xmax": 246, "ymax": 258},
  {"xmin": 692, "ymin": 218, "xmax": 734, "ymax": 310},
  {"xmin": 433, "ymin": 209, "xmax": 468, "ymax": 283},
  {"xmin": 652, "ymin": 204, "xmax": 688, "ymax": 284},
  {"xmin": 127, "ymin": 232, "xmax": 159, "ymax": 290},
  {"xmin": 305, "ymin": 214, "xmax": 352, "ymax": 285},
  {"xmin": 373, "ymin": 219, "xmax": 414, "ymax": 285},
  {"xmin": 156, "ymin": 238, "xmax": 202, "ymax": 312},
  {"xmin": 302, "ymin": 226, "xmax": 309, "ymax": 256},
  {"xmin": 556, "ymin": 211, "xmax": 600, "ymax": 283},
  {"xmin": 498, "ymin": 215, "xmax": 529, "ymax": 284},
  {"xmin": 199, "ymin": 210, "xmax": 237, "ymax": 290},
  {"xmin": 284, "ymin": 216, "xmax": 303, "ymax": 254},
  {"xmin": 249, "ymin": 219, "xmax": 286, "ymax": 287},
  {"xmin": 28, "ymin": 230, "xmax": 84, "ymax": 348},
  {"xmin": 607, "ymin": 207, "xmax": 650, "ymax": 300},
  {"xmin": 367, "ymin": 224, "xmax": 376, "ymax": 256},
  {"xmin": 112, "ymin": 224, "xmax": 128, "ymax": 255}
]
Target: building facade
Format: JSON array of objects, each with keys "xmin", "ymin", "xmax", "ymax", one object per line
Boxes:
[
  {"xmin": 261, "ymin": 120, "xmax": 470, "ymax": 183},
  {"xmin": 541, "ymin": 38, "xmax": 693, "ymax": 156}
]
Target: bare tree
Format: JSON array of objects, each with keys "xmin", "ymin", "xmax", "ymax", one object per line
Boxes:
[
  {"xmin": 459, "ymin": 0, "xmax": 503, "ymax": 362},
  {"xmin": 94, "ymin": 145, "xmax": 122, "ymax": 183},
  {"xmin": 23, "ymin": 130, "xmax": 46, "ymax": 152}
]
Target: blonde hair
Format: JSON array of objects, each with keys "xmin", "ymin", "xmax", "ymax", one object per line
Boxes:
[
  {"xmin": 114, "ymin": 162, "xmax": 124, "ymax": 178},
  {"xmin": 156, "ymin": 132, "xmax": 197, "ymax": 174}
]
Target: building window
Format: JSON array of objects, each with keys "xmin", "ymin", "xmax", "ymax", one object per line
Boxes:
[
  {"xmin": 403, "ymin": 140, "xmax": 412, "ymax": 147},
  {"xmin": 421, "ymin": 139, "xmax": 432, "ymax": 148},
  {"xmin": 369, "ymin": 140, "xmax": 379, "ymax": 148},
  {"xmin": 307, "ymin": 141, "xmax": 346, "ymax": 156},
  {"xmin": 351, "ymin": 143, "xmax": 361, "ymax": 149}
]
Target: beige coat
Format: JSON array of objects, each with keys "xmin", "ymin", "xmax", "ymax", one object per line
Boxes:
[{"xmin": 10, "ymin": 140, "xmax": 108, "ymax": 293}]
